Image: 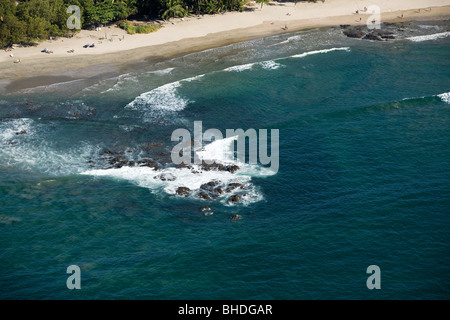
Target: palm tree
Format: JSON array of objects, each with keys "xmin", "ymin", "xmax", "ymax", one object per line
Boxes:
[
  {"xmin": 162, "ymin": 0, "xmax": 188, "ymax": 20},
  {"xmin": 255, "ymin": 0, "xmax": 269, "ymax": 9}
]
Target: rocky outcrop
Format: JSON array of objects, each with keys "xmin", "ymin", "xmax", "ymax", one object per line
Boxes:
[
  {"xmin": 341, "ymin": 24, "xmax": 396, "ymax": 41},
  {"xmin": 137, "ymin": 159, "xmax": 158, "ymax": 168},
  {"xmin": 362, "ymin": 33, "xmax": 383, "ymax": 41},
  {"xmin": 154, "ymin": 173, "xmax": 176, "ymax": 181},
  {"xmin": 176, "ymin": 187, "xmax": 191, "ymax": 197},
  {"xmin": 227, "ymin": 194, "xmax": 242, "ymax": 204},
  {"xmin": 343, "ymin": 28, "xmax": 366, "ymax": 39},
  {"xmin": 200, "ymin": 161, "xmax": 239, "ymax": 173},
  {"xmin": 198, "ymin": 191, "xmax": 211, "ymax": 200}
]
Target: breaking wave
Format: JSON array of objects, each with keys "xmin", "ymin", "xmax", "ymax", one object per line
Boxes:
[
  {"xmin": 407, "ymin": 32, "xmax": 450, "ymax": 42},
  {"xmin": 290, "ymin": 47, "xmax": 351, "ymax": 58}
]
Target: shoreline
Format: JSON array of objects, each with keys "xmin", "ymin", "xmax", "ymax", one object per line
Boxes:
[{"xmin": 1, "ymin": 1, "xmax": 450, "ymax": 93}]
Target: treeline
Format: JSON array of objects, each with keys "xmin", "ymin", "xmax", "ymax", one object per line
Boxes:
[
  {"xmin": 0, "ymin": 0, "xmax": 247, "ymax": 47},
  {"xmin": 0, "ymin": 0, "xmax": 315, "ymax": 48}
]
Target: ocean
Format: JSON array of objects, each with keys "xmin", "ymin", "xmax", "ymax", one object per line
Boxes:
[{"xmin": 0, "ymin": 21, "xmax": 449, "ymax": 299}]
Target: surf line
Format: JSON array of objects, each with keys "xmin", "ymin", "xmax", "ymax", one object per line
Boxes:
[{"xmin": 171, "ymin": 121, "xmax": 279, "ymax": 174}]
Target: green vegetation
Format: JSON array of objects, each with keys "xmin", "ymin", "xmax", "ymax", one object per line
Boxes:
[
  {"xmin": 255, "ymin": 0, "xmax": 269, "ymax": 9},
  {"xmin": 119, "ymin": 20, "xmax": 161, "ymax": 34},
  {"xmin": 161, "ymin": 0, "xmax": 187, "ymax": 20},
  {"xmin": 0, "ymin": 0, "xmax": 315, "ymax": 48}
]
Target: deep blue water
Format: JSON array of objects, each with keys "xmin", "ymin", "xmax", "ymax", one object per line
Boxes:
[{"xmin": 1, "ymin": 24, "xmax": 449, "ymax": 299}]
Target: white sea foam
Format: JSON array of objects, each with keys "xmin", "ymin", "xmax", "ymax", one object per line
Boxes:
[
  {"xmin": 437, "ymin": 92, "xmax": 450, "ymax": 104},
  {"xmin": 17, "ymin": 79, "xmax": 86, "ymax": 94},
  {"xmin": 224, "ymin": 63, "xmax": 255, "ymax": 72},
  {"xmin": 126, "ymin": 75, "xmax": 204, "ymax": 114},
  {"xmin": 101, "ymin": 73, "xmax": 139, "ymax": 94},
  {"xmin": 259, "ymin": 60, "xmax": 283, "ymax": 70},
  {"xmin": 275, "ymin": 35, "xmax": 302, "ymax": 46},
  {"xmin": 148, "ymin": 67, "xmax": 175, "ymax": 75},
  {"xmin": 418, "ymin": 25, "xmax": 441, "ymax": 30},
  {"xmin": 126, "ymin": 81, "xmax": 188, "ymax": 113},
  {"xmin": 0, "ymin": 118, "xmax": 98, "ymax": 175},
  {"xmin": 196, "ymin": 135, "xmax": 237, "ymax": 164},
  {"xmin": 224, "ymin": 60, "xmax": 284, "ymax": 73},
  {"xmin": 407, "ymin": 32, "xmax": 450, "ymax": 42},
  {"xmin": 0, "ymin": 118, "xmax": 33, "ymax": 141},
  {"xmin": 291, "ymin": 47, "xmax": 351, "ymax": 58}
]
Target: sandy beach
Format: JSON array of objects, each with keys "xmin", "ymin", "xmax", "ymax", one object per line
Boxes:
[{"xmin": 1, "ymin": 0, "xmax": 450, "ymax": 92}]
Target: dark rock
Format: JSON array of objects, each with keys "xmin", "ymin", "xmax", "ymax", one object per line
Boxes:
[
  {"xmin": 198, "ymin": 191, "xmax": 211, "ymax": 200},
  {"xmin": 230, "ymin": 214, "xmax": 241, "ymax": 221},
  {"xmin": 200, "ymin": 180, "xmax": 219, "ymax": 190},
  {"xmin": 175, "ymin": 163, "xmax": 193, "ymax": 170},
  {"xmin": 200, "ymin": 161, "xmax": 240, "ymax": 173},
  {"xmin": 227, "ymin": 194, "xmax": 242, "ymax": 204},
  {"xmin": 176, "ymin": 186, "xmax": 191, "ymax": 197},
  {"xmin": 225, "ymin": 165, "xmax": 240, "ymax": 173},
  {"xmin": 15, "ymin": 130, "xmax": 27, "ymax": 135},
  {"xmin": 100, "ymin": 149, "xmax": 124, "ymax": 156},
  {"xmin": 128, "ymin": 161, "xmax": 136, "ymax": 167},
  {"xmin": 137, "ymin": 159, "xmax": 158, "ymax": 167},
  {"xmin": 146, "ymin": 142, "xmax": 164, "ymax": 151},
  {"xmin": 373, "ymin": 30, "xmax": 395, "ymax": 39},
  {"xmin": 109, "ymin": 155, "xmax": 126, "ymax": 163},
  {"xmin": 363, "ymin": 33, "xmax": 383, "ymax": 41},
  {"xmin": 343, "ymin": 28, "xmax": 366, "ymax": 38},
  {"xmin": 155, "ymin": 173, "xmax": 176, "ymax": 181},
  {"xmin": 212, "ymin": 187, "xmax": 223, "ymax": 195},
  {"xmin": 225, "ymin": 183, "xmax": 244, "ymax": 192}
]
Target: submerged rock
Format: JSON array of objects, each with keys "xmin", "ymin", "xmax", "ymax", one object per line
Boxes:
[
  {"xmin": 230, "ymin": 214, "xmax": 241, "ymax": 221},
  {"xmin": 201, "ymin": 206, "xmax": 213, "ymax": 216},
  {"xmin": 146, "ymin": 142, "xmax": 164, "ymax": 151},
  {"xmin": 100, "ymin": 149, "xmax": 124, "ymax": 156}
]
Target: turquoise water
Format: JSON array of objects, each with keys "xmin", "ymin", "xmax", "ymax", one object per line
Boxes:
[{"xmin": 1, "ymin": 24, "xmax": 449, "ymax": 299}]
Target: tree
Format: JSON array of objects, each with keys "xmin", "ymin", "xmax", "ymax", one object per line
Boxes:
[
  {"xmin": 161, "ymin": 0, "xmax": 188, "ymax": 20},
  {"xmin": 255, "ymin": 0, "xmax": 269, "ymax": 9}
]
